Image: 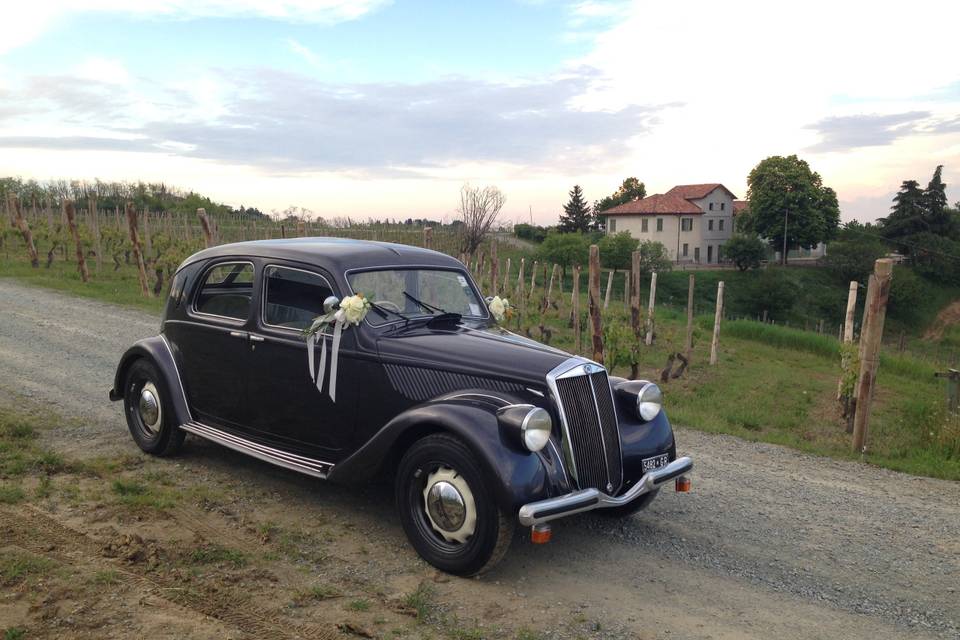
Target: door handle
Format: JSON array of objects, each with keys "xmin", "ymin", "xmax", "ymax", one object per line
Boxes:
[
  {"xmin": 229, "ymin": 331, "xmax": 247, "ymax": 339},
  {"xmin": 249, "ymin": 335, "xmax": 265, "ymax": 343}
]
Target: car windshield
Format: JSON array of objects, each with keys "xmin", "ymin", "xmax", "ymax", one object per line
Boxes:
[{"xmin": 348, "ymin": 268, "xmax": 486, "ymax": 326}]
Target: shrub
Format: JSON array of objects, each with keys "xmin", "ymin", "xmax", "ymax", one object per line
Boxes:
[
  {"xmin": 514, "ymin": 223, "xmax": 548, "ymax": 243},
  {"xmin": 598, "ymin": 231, "xmax": 639, "ymax": 272},
  {"xmin": 729, "ymin": 268, "xmax": 799, "ymax": 319},
  {"xmin": 536, "ymin": 232, "xmax": 589, "ymax": 276},
  {"xmin": 822, "ymin": 237, "xmax": 888, "ymax": 283},
  {"xmin": 723, "ymin": 235, "xmax": 766, "ymax": 271}
]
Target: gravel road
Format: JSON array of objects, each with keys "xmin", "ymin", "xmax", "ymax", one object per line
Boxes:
[{"xmin": 1, "ymin": 278, "xmax": 958, "ymax": 639}]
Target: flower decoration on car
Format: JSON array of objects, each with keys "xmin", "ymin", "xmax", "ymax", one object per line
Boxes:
[
  {"xmin": 488, "ymin": 296, "xmax": 513, "ymax": 324},
  {"xmin": 303, "ymin": 294, "xmax": 370, "ymax": 402}
]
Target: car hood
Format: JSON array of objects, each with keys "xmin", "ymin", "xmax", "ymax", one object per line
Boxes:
[{"xmin": 375, "ymin": 323, "xmax": 576, "ymax": 388}]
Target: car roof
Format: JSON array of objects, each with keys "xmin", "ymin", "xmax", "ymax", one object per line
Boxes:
[{"xmin": 180, "ymin": 237, "xmax": 464, "ymax": 274}]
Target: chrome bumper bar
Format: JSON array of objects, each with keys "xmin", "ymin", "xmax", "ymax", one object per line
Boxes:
[{"xmin": 517, "ymin": 456, "xmax": 693, "ymax": 526}]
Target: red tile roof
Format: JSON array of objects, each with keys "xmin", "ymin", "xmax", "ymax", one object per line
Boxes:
[
  {"xmin": 603, "ymin": 192, "xmax": 703, "ymax": 216},
  {"xmin": 666, "ymin": 183, "xmax": 738, "ymax": 201},
  {"xmin": 733, "ymin": 200, "xmax": 749, "ymax": 214}
]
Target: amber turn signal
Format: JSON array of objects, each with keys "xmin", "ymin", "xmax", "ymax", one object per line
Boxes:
[
  {"xmin": 530, "ymin": 523, "xmax": 552, "ymax": 544},
  {"xmin": 675, "ymin": 475, "xmax": 691, "ymax": 492}
]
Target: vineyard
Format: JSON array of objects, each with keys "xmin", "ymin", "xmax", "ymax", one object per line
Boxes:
[{"xmin": 2, "ymin": 191, "xmax": 958, "ymax": 480}]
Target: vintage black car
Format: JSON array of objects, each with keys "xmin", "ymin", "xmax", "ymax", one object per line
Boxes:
[{"xmin": 110, "ymin": 238, "xmax": 692, "ymax": 575}]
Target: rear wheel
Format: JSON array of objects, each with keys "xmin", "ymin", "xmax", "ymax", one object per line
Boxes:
[
  {"xmin": 396, "ymin": 433, "xmax": 513, "ymax": 576},
  {"xmin": 123, "ymin": 359, "xmax": 185, "ymax": 456}
]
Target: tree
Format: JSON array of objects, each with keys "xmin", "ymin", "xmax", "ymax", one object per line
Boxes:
[
  {"xmin": 880, "ymin": 166, "xmax": 959, "ymax": 248},
  {"xmin": 514, "ymin": 223, "xmax": 549, "ymax": 243},
  {"xmin": 598, "ymin": 231, "xmax": 639, "ymax": 273},
  {"xmin": 636, "ymin": 240, "xmax": 672, "ymax": 276},
  {"xmin": 907, "ymin": 232, "xmax": 960, "ymax": 284},
  {"xmin": 821, "ymin": 237, "xmax": 888, "ymax": 283},
  {"xmin": 594, "ymin": 177, "xmax": 646, "ymax": 214},
  {"xmin": 537, "ymin": 232, "xmax": 590, "ymax": 277},
  {"xmin": 558, "ymin": 185, "xmax": 593, "ymax": 233},
  {"xmin": 745, "ymin": 155, "xmax": 840, "ymax": 264},
  {"xmin": 457, "ymin": 183, "xmax": 505, "ymax": 255},
  {"xmin": 723, "ymin": 235, "xmax": 766, "ymax": 271}
]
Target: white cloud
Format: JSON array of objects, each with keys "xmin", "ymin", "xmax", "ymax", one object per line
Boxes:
[
  {"xmin": 1, "ymin": 1, "xmax": 391, "ymax": 54},
  {"xmin": 75, "ymin": 56, "xmax": 130, "ymax": 84}
]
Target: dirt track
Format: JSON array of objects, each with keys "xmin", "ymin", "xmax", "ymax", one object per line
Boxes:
[{"xmin": 2, "ymin": 278, "xmax": 959, "ymax": 639}]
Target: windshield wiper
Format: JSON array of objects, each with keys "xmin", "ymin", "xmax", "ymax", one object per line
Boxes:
[
  {"xmin": 402, "ymin": 291, "xmax": 446, "ymax": 314},
  {"xmin": 368, "ymin": 301, "xmax": 409, "ymax": 321}
]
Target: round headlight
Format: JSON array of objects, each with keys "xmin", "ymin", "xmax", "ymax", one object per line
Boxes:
[
  {"xmin": 521, "ymin": 407, "xmax": 552, "ymax": 452},
  {"xmin": 637, "ymin": 383, "xmax": 663, "ymax": 421}
]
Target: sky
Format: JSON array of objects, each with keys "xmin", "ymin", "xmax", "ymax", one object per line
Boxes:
[{"xmin": 1, "ymin": 0, "xmax": 958, "ymax": 225}]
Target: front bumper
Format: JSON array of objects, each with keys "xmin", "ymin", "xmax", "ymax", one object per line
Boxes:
[{"xmin": 517, "ymin": 456, "xmax": 693, "ymax": 526}]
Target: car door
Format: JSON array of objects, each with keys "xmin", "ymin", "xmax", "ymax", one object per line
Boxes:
[
  {"xmin": 166, "ymin": 260, "xmax": 254, "ymax": 430},
  {"xmin": 245, "ymin": 262, "xmax": 361, "ymax": 458}
]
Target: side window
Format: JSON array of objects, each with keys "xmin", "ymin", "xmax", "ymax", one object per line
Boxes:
[
  {"xmin": 708, "ymin": 219, "xmax": 714, "ymax": 231},
  {"xmin": 719, "ymin": 219, "xmax": 725, "ymax": 231},
  {"xmin": 608, "ymin": 218, "xmax": 616, "ymax": 232},
  {"xmin": 194, "ymin": 262, "xmax": 254, "ymax": 320},
  {"xmin": 656, "ymin": 218, "xmax": 663, "ymax": 232},
  {"xmin": 641, "ymin": 218, "xmax": 648, "ymax": 232},
  {"xmin": 263, "ymin": 266, "xmax": 334, "ymax": 331}
]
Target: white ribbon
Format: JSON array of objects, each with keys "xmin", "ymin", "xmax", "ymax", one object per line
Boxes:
[{"xmin": 306, "ymin": 318, "xmax": 341, "ymax": 402}]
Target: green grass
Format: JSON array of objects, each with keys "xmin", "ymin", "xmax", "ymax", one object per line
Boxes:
[
  {"xmin": 0, "ymin": 550, "xmax": 55, "ymax": 585},
  {"xmin": 3, "ymin": 628, "xmax": 26, "ymax": 640},
  {"xmin": 0, "ymin": 410, "xmax": 69, "ymax": 478},
  {"xmin": 403, "ymin": 583, "xmax": 437, "ymax": 621},
  {"xmin": 0, "ymin": 484, "xmax": 25, "ymax": 504},
  {"xmin": 111, "ymin": 478, "xmax": 177, "ymax": 510},
  {"xmin": 186, "ymin": 543, "xmax": 246, "ymax": 568},
  {"xmin": 346, "ymin": 598, "xmax": 370, "ymax": 612}
]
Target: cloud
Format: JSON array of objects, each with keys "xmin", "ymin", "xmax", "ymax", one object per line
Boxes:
[
  {"xmin": 1, "ymin": 1, "xmax": 391, "ymax": 54},
  {"xmin": 805, "ymin": 112, "xmax": 931, "ymax": 152},
  {"xmin": 0, "ymin": 67, "xmax": 665, "ymax": 174}
]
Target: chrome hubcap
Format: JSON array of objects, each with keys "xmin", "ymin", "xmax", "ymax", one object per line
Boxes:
[
  {"xmin": 138, "ymin": 383, "xmax": 161, "ymax": 433},
  {"xmin": 422, "ymin": 467, "xmax": 477, "ymax": 544},
  {"xmin": 426, "ymin": 481, "xmax": 466, "ymax": 531}
]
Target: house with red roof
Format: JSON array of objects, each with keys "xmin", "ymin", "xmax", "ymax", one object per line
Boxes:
[{"xmin": 601, "ymin": 183, "xmax": 738, "ymax": 264}]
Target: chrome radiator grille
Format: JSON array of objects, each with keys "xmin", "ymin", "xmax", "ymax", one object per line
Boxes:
[{"xmin": 552, "ymin": 364, "xmax": 622, "ymax": 495}]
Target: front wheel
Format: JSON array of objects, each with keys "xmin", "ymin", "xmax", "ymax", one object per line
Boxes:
[
  {"xmin": 123, "ymin": 359, "xmax": 185, "ymax": 456},
  {"xmin": 396, "ymin": 433, "xmax": 513, "ymax": 576}
]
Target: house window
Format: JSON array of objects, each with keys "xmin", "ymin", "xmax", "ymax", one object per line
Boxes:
[
  {"xmin": 608, "ymin": 218, "xmax": 616, "ymax": 232},
  {"xmin": 718, "ymin": 244, "xmax": 723, "ymax": 262},
  {"xmin": 681, "ymin": 218, "xmax": 693, "ymax": 232},
  {"xmin": 682, "ymin": 243, "xmax": 689, "ymax": 257},
  {"xmin": 694, "ymin": 247, "xmax": 701, "ymax": 262},
  {"xmin": 708, "ymin": 219, "xmax": 714, "ymax": 231},
  {"xmin": 720, "ymin": 202, "xmax": 726, "ymax": 211},
  {"xmin": 641, "ymin": 218, "xmax": 648, "ymax": 232},
  {"xmin": 709, "ymin": 203, "xmax": 714, "ymax": 211},
  {"xmin": 707, "ymin": 245, "xmax": 713, "ymax": 263},
  {"xmin": 719, "ymin": 219, "xmax": 725, "ymax": 231},
  {"xmin": 656, "ymin": 218, "xmax": 663, "ymax": 232}
]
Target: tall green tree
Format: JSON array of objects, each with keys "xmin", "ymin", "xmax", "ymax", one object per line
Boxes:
[
  {"xmin": 880, "ymin": 166, "xmax": 959, "ymax": 248},
  {"xmin": 745, "ymin": 155, "xmax": 840, "ymax": 264},
  {"xmin": 594, "ymin": 177, "xmax": 646, "ymax": 214},
  {"xmin": 558, "ymin": 185, "xmax": 593, "ymax": 233}
]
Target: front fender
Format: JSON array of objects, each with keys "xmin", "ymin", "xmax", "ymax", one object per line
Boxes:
[
  {"xmin": 328, "ymin": 398, "xmax": 572, "ymax": 514},
  {"xmin": 109, "ymin": 335, "xmax": 192, "ymax": 427}
]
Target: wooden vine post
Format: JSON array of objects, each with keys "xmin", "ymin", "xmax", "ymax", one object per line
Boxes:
[
  {"xmin": 502, "ymin": 257, "xmax": 511, "ymax": 295},
  {"xmin": 852, "ymin": 259, "xmax": 893, "ymax": 454},
  {"xmin": 517, "ymin": 258, "xmax": 526, "ymax": 327},
  {"xmin": 837, "ymin": 280, "xmax": 859, "ymax": 400},
  {"xmin": 423, "ymin": 226, "xmax": 432, "ymax": 249},
  {"xmin": 529, "ymin": 260, "xmax": 538, "ymax": 300},
  {"xmin": 546, "ymin": 264, "xmax": 557, "ymax": 309},
  {"xmin": 603, "ymin": 270, "xmax": 614, "ymax": 310},
  {"xmin": 630, "ymin": 251, "xmax": 642, "ymax": 339},
  {"xmin": 685, "ymin": 274, "xmax": 695, "ymax": 358},
  {"xmin": 645, "ymin": 271, "xmax": 657, "ymax": 346},
  {"xmin": 489, "ymin": 240, "xmax": 498, "ymax": 296},
  {"xmin": 63, "ymin": 201, "xmax": 89, "ymax": 283},
  {"xmin": 588, "ymin": 245, "xmax": 604, "ymax": 364},
  {"xmin": 572, "ymin": 265, "xmax": 582, "ymax": 353},
  {"xmin": 126, "ymin": 202, "xmax": 150, "ymax": 297},
  {"xmin": 10, "ymin": 196, "xmax": 40, "ymax": 268},
  {"xmin": 197, "ymin": 208, "xmax": 214, "ymax": 247},
  {"xmin": 709, "ymin": 281, "xmax": 725, "ymax": 365},
  {"xmin": 89, "ymin": 196, "xmax": 102, "ymax": 272}
]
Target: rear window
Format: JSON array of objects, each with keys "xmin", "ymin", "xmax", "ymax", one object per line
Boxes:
[{"xmin": 194, "ymin": 262, "xmax": 254, "ymax": 320}]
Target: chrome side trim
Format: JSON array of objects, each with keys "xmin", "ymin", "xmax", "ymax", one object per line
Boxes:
[
  {"xmin": 180, "ymin": 421, "xmax": 334, "ymax": 480},
  {"xmin": 159, "ymin": 334, "xmax": 192, "ymax": 421},
  {"xmin": 444, "ymin": 392, "xmax": 512, "ymax": 406},
  {"xmin": 517, "ymin": 456, "xmax": 693, "ymax": 526}
]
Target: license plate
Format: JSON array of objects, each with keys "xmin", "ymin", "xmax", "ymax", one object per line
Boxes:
[{"xmin": 641, "ymin": 454, "xmax": 669, "ymax": 472}]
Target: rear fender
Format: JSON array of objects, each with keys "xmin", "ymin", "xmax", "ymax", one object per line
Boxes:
[
  {"xmin": 110, "ymin": 335, "xmax": 191, "ymax": 427},
  {"xmin": 328, "ymin": 399, "xmax": 571, "ymax": 514}
]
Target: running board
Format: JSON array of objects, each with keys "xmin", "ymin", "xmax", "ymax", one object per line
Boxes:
[{"xmin": 179, "ymin": 421, "xmax": 334, "ymax": 480}]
